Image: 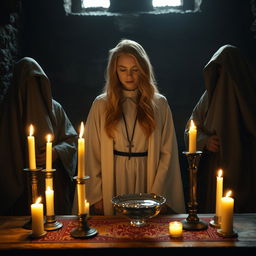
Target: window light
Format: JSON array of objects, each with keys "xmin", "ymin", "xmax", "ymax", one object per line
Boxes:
[
  {"xmin": 82, "ymin": 0, "xmax": 110, "ymax": 9},
  {"xmin": 153, "ymin": 0, "xmax": 182, "ymax": 7}
]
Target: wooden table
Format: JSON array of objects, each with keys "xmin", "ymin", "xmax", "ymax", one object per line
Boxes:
[{"xmin": 0, "ymin": 214, "xmax": 255, "ymax": 255}]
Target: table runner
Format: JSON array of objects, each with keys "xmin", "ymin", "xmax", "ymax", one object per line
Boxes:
[{"xmin": 33, "ymin": 216, "xmax": 238, "ymax": 243}]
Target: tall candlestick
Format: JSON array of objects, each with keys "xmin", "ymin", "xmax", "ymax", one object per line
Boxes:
[
  {"xmin": 31, "ymin": 197, "xmax": 44, "ymax": 237},
  {"xmin": 216, "ymin": 169, "xmax": 223, "ymax": 217},
  {"xmin": 28, "ymin": 124, "xmax": 36, "ymax": 169},
  {"xmin": 46, "ymin": 134, "xmax": 52, "ymax": 171},
  {"xmin": 45, "ymin": 186, "xmax": 54, "ymax": 216},
  {"xmin": 188, "ymin": 120, "xmax": 197, "ymax": 153},
  {"xmin": 78, "ymin": 122, "xmax": 85, "ymax": 178},
  {"xmin": 221, "ymin": 190, "xmax": 234, "ymax": 234}
]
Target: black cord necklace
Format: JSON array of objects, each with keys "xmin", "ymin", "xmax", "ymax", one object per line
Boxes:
[{"xmin": 122, "ymin": 112, "xmax": 137, "ymax": 160}]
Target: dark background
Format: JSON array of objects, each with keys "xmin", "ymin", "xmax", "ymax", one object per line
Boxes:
[{"xmin": 1, "ymin": 0, "xmax": 256, "ymax": 198}]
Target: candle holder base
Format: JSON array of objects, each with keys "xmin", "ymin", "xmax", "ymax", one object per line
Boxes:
[
  {"xmin": 70, "ymin": 214, "xmax": 97, "ymax": 238},
  {"xmin": 28, "ymin": 231, "xmax": 47, "ymax": 239},
  {"xmin": 44, "ymin": 215, "xmax": 63, "ymax": 231},
  {"xmin": 181, "ymin": 218, "xmax": 208, "ymax": 231},
  {"xmin": 217, "ymin": 229, "xmax": 238, "ymax": 238},
  {"xmin": 209, "ymin": 215, "xmax": 221, "ymax": 228}
]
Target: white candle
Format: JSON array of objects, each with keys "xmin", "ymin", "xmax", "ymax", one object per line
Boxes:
[
  {"xmin": 216, "ymin": 169, "xmax": 223, "ymax": 217},
  {"xmin": 31, "ymin": 197, "xmax": 44, "ymax": 237},
  {"xmin": 46, "ymin": 134, "xmax": 52, "ymax": 171},
  {"xmin": 221, "ymin": 190, "xmax": 234, "ymax": 234},
  {"xmin": 45, "ymin": 186, "xmax": 54, "ymax": 216},
  {"xmin": 78, "ymin": 122, "xmax": 85, "ymax": 178},
  {"xmin": 85, "ymin": 199, "xmax": 90, "ymax": 215},
  {"xmin": 27, "ymin": 124, "xmax": 36, "ymax": 169},
  {"xmin": 188, "ymin": 120, "xmax": 197, "ymax": 153},
  {"xmin": 169, "ymin": 221, "xmax": 183, "ymax": 237}
]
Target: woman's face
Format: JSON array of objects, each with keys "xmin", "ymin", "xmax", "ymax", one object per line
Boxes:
[{"xmin": 116, "ymin": 54, "xmax": 140, "ymax": 91}]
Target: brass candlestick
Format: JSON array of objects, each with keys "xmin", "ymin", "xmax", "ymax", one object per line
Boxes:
[
  {"xmin": 42, "ymin": 169, "xmax": 63, "ymax": 231},
  {"xmin": 23, "ymin": 167, "xmax": 42, "ymax": 230},
  {"xmin": 70, "ymin": 176, "xmax": 97, "ymax": 238},
  {"xmin": 181, "ymin": 151, "xmax": 208, "ymax": 231}
]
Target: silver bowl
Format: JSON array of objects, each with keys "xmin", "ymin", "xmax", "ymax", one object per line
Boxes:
[{"xmin": 112, "ymin": 193, "xmax": 166, "ymax": 227}]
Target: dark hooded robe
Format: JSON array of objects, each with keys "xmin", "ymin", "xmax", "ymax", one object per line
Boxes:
[
  {"xmin": 184, "ymin": 45, "xmax": 256, "ymax": 213},
  {"xmin": 0, "ymin": 57, "xmax": 78, "ymax": 215}
]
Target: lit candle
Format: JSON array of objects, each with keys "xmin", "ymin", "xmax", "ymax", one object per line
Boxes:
[
  {"xmin": 85, "ymin": 199, "xmax": 90, "ymax": 216},
  {"xmin": 46, "ymin": 134, "xmax": 52, "ymax": 171},
  {"xmin": 221, "ymin": 190, "xmax": 234, "ymax": 234},
  {"xmin": 78, "ymin": 122, "xmax": 85, "ymax": 178},
  {"xmin": 188, "ymin": 120, "xmax": 197, "ymax": 153},
  {"xmin": 77, "ymin": 183, "xmax": 86, "ymax": 215},
  {"xmin": 45, "ymin": 186, "xmax": 54, "ymax": 216},
  {"xmin": 169, "ymin": 221, "xmax": 183, "ymax": 238},
  {"xmin": 216, "ymin": 169, "xmax": 223, "ymax": 218},
  {"xmin": 31, "ymin": 197, "xmax": 44, "ymax": 237},
  {"xmin": 27, "ymin": 124, "xmax": 36, "ymax": 169}
]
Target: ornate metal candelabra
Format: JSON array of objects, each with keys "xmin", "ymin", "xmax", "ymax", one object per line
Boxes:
[
  {"xmin": 23, "ymin": 167, "xmax": 42, "ymax": 229},
  {"xmin": 181, "ymin": 151, "xmax": 208, "ymax": 230},
  {"xmin": 70, "ymin": 176, "xmax": 97, "ymax": 238},
  {"xmin": 42, "ymin": 169, "xmax": 63, "ymax": 231}
]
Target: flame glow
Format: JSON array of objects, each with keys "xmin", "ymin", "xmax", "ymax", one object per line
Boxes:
[
  {"xmin": 29, "ymin": 124, "xmax": 34, "ymax": 136},
  {"xmin": 35, "ymin": 197, "xmax": 42, "ymax": 204},
  {"xmin": 79, "ymin": 122, "xmax": 84, "ymax": 138},
  {"xmin": 225, "ymin": 190, "xmax": 232, "ymax": 198}
]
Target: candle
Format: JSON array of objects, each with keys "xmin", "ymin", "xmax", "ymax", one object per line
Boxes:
[
  {"xmin": 188, "ymin": 120, "xmax": 197, "ymax": 153},
  {"xmin": 31, "ymin": 197, "xmax": 44, "ymax": 237},
  {"xmin": 46, "ymin": 134, "xmax": 52, "ymax": 171},
  {"xmin": 77, "ymin": 183, "xmax": 86, "ymax": 215},
  {"xmin": 169, "ymin": 221, "xmax": 183, "ymax": 237},
  {"xmin": 216, "ymin": 169, "xmax": 223, "ymax": 217},
  {"xmin": 27, "ymin": 124, "xmax": 36, "ymax": 169},
  {"xmin": 45, "ymin": 186, "xmax": 54, "ymax": 216},
  {"xmin": 78, "ymin": 122, "xmax": 85, "ymax": 178},
  {"xmin": 85, "ymin": 199, "xmax": 90, "ymax": 215},
  {"xmin": 221, "ymin": 190, "xmax": 234, "ymax": 234}
]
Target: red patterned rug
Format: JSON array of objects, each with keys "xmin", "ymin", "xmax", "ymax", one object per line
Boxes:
[{"xmin": 33, "ymin": 216, "xmax": 238, "ymax": 243}]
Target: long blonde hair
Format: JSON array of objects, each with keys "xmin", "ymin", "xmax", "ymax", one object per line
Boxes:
[{"xmin": 104, "ymin": 39, "xmax": 159, "ymax": 138}]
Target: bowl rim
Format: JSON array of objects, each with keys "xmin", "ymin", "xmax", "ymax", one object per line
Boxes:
[{"xmin": 111, "ymin": 193, "xmax": 166, "ymax": 208}]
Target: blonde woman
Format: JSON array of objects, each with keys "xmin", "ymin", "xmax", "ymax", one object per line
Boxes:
[{"xmin": 85, "ymin": 39, "xmax": 185, "ymax": 215}]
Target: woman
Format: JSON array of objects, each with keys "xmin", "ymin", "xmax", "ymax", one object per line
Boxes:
[{"xmin": 85, "ymin": 39, "xmax": 185, "ymax": 215}]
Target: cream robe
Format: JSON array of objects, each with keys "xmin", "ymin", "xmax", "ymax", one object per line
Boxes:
[{"xmin": 85, "ymin": 91, "xmax": 185, "ymax": 215}]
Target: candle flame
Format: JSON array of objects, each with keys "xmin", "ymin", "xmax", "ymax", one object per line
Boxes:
[
  {"xmin": 35, "ymin": 197, "xmax": 42, "ymax": 204},
  {"xmin": 46, "ymin": 134, "xmax": 52, "ymax": 143},
  {"xmin": 189, "ymin": 120, "xmax": 196, "ymax": 130},
  {"xmin": 217, "ymin": 169, "xmax": 223, "ymax": 178},
  {"xmin": 225, "ymin": 190, "xmax": 232, "ymax": 198},
  {"xmin": 29, "ymin": 124, "xmax": 34, "ymax": 136},
  {"xmin": 79, "ymin": 122, "xmax": 84, "ymax": 138}
]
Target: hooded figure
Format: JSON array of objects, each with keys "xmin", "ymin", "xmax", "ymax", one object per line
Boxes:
[
  {"xmin": 0, "ymin": 57, "xmax": 78, "ymax": 215},
  {"xmin": 184, "ymin": 45, "xmax": 256, "ymax": 213}
]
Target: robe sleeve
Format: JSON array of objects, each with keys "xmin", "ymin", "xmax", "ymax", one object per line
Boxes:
[
  {"xmin": 52, "ymin": 100, "xmax": 78, "ymax": 179},
  {"xmin": 84, "ymin": 98, "xmax": 103, "ymax": 206},
  {"xmin": 184, "ymin": 91, "xmax": 211, "ymax": 151},
  {"xmin": 151, "ymin": 97, "xmax": 185, "ymax": 213}
]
